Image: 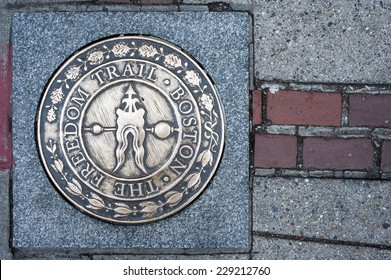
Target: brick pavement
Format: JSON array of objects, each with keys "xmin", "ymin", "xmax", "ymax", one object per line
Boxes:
[
  {"xmin": 1, "ymin": 0, "xmax": 390, "ymax": 259},
  {"xmin": 253, "ymin": 85, "xmax": 391, "ymax": 179},
  {"xmin": 266, "ymin": 90, "xmax": 342, "ymax": 126}
]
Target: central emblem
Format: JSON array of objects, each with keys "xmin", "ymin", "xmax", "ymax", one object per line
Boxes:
[
  {"xmin": 36, "ymin": 35, "xmax": 225, "ymax": 224},
  {"xmin": 84, "ymin": 81, "xmax": 181, "ymax": 178},
  {"xmin": 113, "ymin": 84, "xmax": 147, "ymax": 173}
]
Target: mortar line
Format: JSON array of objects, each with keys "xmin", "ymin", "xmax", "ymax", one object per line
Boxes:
[
  {"xmin": 254, "ymin": 231, "xmax": 391, "ymax": 250},
  {"xmin": 296, "ymin": 133, "xmax": 303, "ymax": 169},
  {"xmin": 253, "ymin": 168, "xmax": 387, "ymax": 180},
  {"xmin": 12, "ymin": 248, "xmax": 251, "ymax": 259},
  {"xmin": 7, "ymin": 1, "xmax": 95, "ymax": 9},
  {"xmin": 248, "ymin": 11, "xmax": 256, "ymax": 259},
  {"xmin": 256, "ymin": 79, "xmax": 391, "ymax": 89},
  {"xmin": 248, "ymin": 180, "xmax": 254, "ymax": 260},
  {"xmin": 341, "ymin": 91, "xmax": 349, "ymax": 126},
  {"xmin": 260, "ymin": 89, "xmax": 268, "ymax": 133},
  {"xmin": 372, "ymin": 137, "xmax": 382, "ymax": 177}
]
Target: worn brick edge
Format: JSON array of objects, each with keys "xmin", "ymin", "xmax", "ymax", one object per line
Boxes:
[
  {"xmin": 0, "ymin": 43, "xmax": 12, "ymax": 171},
  {"xmin": 0, "ymin": 3, "xmax": 13, "ymax": 259}
]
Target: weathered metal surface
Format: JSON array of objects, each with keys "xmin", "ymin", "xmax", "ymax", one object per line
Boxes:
[{"xmin": 36, "ymin": 35, "xmax": 225, "ymax": 224}]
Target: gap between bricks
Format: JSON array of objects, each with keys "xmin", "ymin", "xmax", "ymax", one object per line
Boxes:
[{"xmin": 252, "ymin": 84, "xmax": 391, "ymax": 180}]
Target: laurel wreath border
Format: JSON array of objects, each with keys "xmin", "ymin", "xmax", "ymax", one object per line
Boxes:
[{"xmin": 44, "ymin": 38, "xmax": 220, "ymax": 220}]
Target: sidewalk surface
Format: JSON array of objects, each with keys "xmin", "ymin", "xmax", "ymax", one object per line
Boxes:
[{"xmin": 1, "ymin": 0, "xmax": 391, "ymax": 259}]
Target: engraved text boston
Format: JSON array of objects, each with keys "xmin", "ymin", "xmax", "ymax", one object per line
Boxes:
[{"xmin": 36, "ymin": 35, "xmax": 225, "ymax": 224}]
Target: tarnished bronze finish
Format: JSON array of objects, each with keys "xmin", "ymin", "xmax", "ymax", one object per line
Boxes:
[{"xmin": 36, "ymin": 35, "xmax": 225, "ymax": 224}]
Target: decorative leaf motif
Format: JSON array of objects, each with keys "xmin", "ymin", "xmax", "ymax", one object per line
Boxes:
[
  {"xmin": 140, "ymin": 201, "xmax": 158, "ymax": 207},
  {"xmin": 65, "ymin": 65, "xmax": 80, "ymax": 81},
  {"xmin": 164, "ymin": 53, "xmax": 182, "ymax": 68},
  {"xmin": 112, "ymin": 42, "xmax": 131, "ymax": 57},
  {"xmin": 114, "ymin": 203, "xmax": 133, "ymax": 217},
  {"xmin": 198, "ymin": 150, "xmax": 213, "ymax": 168},
  {"xmin": 140, "ymin": 201, "xmax": 160, "ymax": 218},
  {"xmin": 47, "ymin": 106, "xmax": 56, "ymax": 123},
  {"xmin": 90, "ymin": 192, "xmax": 104, "ymax": 203},
  {"xmin": 113, "ymin": 206, "xmax": 134, "ymax": 218},
  {"xmin": 197, "ymin": 150, "xmax": 207, "ymax": 162},
  {"xmin": 184, "ymin": 70, "xmax": 201, "ymax": 87},
  {"xmin": 46, "ymin": 140, "xmax": 56, "ymax": 154},
  {"xmin": 115, "ymin": 202, "xmax": 130, "ymax": 208},
  {"xmin": 86, "ymin": 204, "xmax": 101, "ymax": 210},
  {"xmin": 50, "ymin": 88, "xmax": 64, "ymax": 104},
  {"xmin": 66, "ymin": 178, "xmax": 83, "ymax": 197},
  {"xmin": 165, "ymin": 191, "xmax": 183, "ymax": 207},
  {"xmin": 54, "ymin": 159, "xmax": 64, "ymax": 173},
  {"xmin": 87, "ymin": 49, "xmax": 104, "ymax": 65},
  {"xmin": 138, "ymin": 44, "xmax": 159, "ymax": 58},
  {"xmin": 185, "ymin": 172, "xmax": 201, "ymax": 190},
  {"xmin": 46, "ymin": 145, "xmax": 53, "ymax": 153},
  {"xmin": 87, "ymin": 193, "xmax": 105, "ymax": 210},
  {"xmin": 199, "ymin": 94, "xmax": 214, "ymax": 111},
  {"xmin": 51, "ymin": 164, "xmax": 58, "ymax": 172},
  {"xmin": 42, "ymin": 40, "xmax": 223, "ymax": 222},
  {"xmin": 51, "ymin": 141, "xmax": 56, "ymax": 153}
]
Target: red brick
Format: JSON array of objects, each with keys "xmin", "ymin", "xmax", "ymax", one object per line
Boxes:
[
  {"xmin": 303, "ymin": 138, "xmax": 373, "ymax": 170},
  {"xmin": 381, "ymin": 141, "xmax": 391, "ymax": 172},
  {"xmin": 252, "ymin": 90, "xmax": 262, "ymax": 125},
  {"xmin": 267, "ymin": 90, "xmax": 342, "ymax": 126},
  {"xmin": 349, "ymin": 94, "xmax": 391, "ymax": 127},
  {"xmin": 254, "ymin": 134, "xmax": 297, "ymax": 168},
  {"xmin": 0, "ymin": 43, "xmax": 12, "ymax": 170}
]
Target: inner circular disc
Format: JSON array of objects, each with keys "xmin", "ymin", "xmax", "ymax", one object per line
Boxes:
[{"xmin": 36, "ymin": 34, "xmax": 225, "ymax": 224}]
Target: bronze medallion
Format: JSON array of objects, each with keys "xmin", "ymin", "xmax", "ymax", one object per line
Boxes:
[{"xmin": 36, "ymin": 35, "xmax": 225, "ymax": 224}]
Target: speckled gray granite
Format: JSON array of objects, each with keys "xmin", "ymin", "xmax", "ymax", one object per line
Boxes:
[
  {"xmin": 254, "ymin": 0, "xmax": 391, "ymax": 83},
  {"xmin": 0, "ymin": 171, "xmax": 11, "ymax": 259},
  {"xmin": 184, "ymin": 0, "xmax": 253, "ymax": 4},
  {"xmin": 253, "ymin": 236, "xmax": 391, "ymax": 260},
  {"xmin": 253, "ymin": 178, "xmax": 391, "ymax": 246},
  {"xmin": 92, "ymin": 254, "xmax": 249, "ymax": 260},
  {"xmin": 12, "ymin": 12, "xmax": 250, "ymax": 252}
]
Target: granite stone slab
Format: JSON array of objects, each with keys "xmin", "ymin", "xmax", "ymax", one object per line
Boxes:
[
  {"xmin": 12, "ymin": 12, "xmax": 250, "ymax": 252},
  {"xmin": 253, "ymin": 236, "xmax": 391, "ymax": 260},
  {"xmin": 183, "ymin": 0, "xmax": 253, "ymax": 4},
  {"xmin": 254, "ymin": 0, "xmax": 391, "ymax": 83},
  {"xmin": 0, "ymin": 171, "xmax": 11, "ymax": 259},
  {"xmin": 92, "ymin": 254, "xmax": 250, "ymax": 260},
  {"xmin": 253, "ymin": 178, "xmax": 391, "ymax": 246}
]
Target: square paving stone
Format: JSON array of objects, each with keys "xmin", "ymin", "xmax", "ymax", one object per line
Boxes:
[
  {"xmin": 254, "ymin": 0, "xmax": 391, "ymax": 83},
  {"xmin": 253, "ymin": 177, "xmax": 391, "ymax": 246},
  {"xmin": 12, "ymin": 12, "xmax": 251, "ymax": 253}
]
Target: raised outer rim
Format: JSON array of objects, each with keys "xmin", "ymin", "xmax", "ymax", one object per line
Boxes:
[{"xmin": 36, "ymin": 34, "xmax": 226, "ymax": 224}]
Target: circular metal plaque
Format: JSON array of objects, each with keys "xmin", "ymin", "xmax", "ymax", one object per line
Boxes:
[{"xmin": 36, "ymin": 35, "xmax": 225, "ymax": 224}]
